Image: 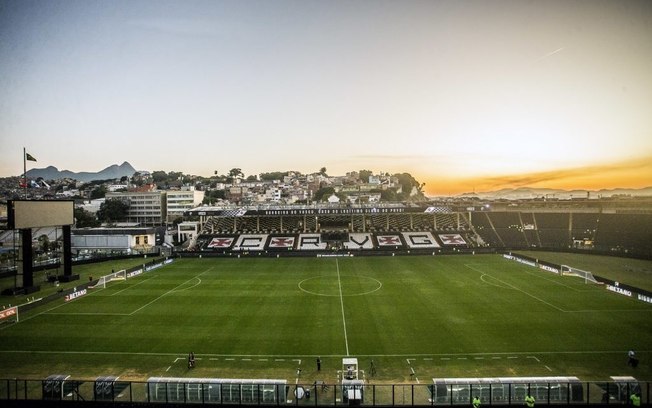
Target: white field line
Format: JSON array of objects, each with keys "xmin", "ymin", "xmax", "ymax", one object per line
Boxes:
[
  {"xmin": 17, "ymin": 268, "xmax": 209, "ymax": 323},
  {"xmin": 0, "ymin": 350, "xmax": 646, "ymax": 358},
  {"xmin": 465, "ymin": 264, "xmax": 566, "ymax": 312},
  {"xmin": 520, "ymin": 269, "xmax": 591, "ymax": 292},
  {"xmin": 109, "ymin": 276, "xmax": 158, "ymax": 296},
  {"xmin": 129, "ymin": 271, "xmax": 206, "ymax": 316},
  {"xmin": 468, "ymin": 264, "xmax": 651, "ymax": 313},
  {"xmin": 336, "ymin": 259, "xmax": 350, "ymax": 356}
]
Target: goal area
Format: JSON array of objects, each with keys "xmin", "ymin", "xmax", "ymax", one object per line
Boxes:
[
  {"xmin": 91, "ymin": 269, "xmax": 127, "ymax": 289},
  {"xmin": 561, "ymin": 265, "xmax": 600, "ymax": 284}
]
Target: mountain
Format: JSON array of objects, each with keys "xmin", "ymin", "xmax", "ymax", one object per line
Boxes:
[
  {"xmin": 25, "ymin": 162, "xmax": 137, "ymax": 182},
  {"xmin": 455, "ymin": 186, "xmax": 652, "ymax": 200}
]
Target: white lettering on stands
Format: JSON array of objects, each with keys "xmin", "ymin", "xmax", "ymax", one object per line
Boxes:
[
  {"xmin": 0, "ymin": 306, "xmax": 17, "ymax": 321},
  {"xmin": 638, "ymin": 294, "xmax": 652, "ymax": 304},
  {"xmin": 606, "ymin": 285, "xmax": 632, "ymax": 297},
  {"xmin": 502, "ymin": 254, "xmax": 536, "ymax": 267},
  {"xmin": 127, "ymin": 269, "xmax": 143, "ymax": 278},
  {"xmin": 538, "ymin": 264, "xmax": 560, "ymax": 274},
  {"xmin": 65, "ymin": 289, "xmax": 88, "ymax": 302}
]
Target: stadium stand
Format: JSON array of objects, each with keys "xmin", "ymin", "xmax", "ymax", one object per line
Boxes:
[
  {"xmin": 468, "ymin": 212, "xmax": 503, "ymax": 247},
  {"xmin": 184, "ymin": 204, "xmax": 652, "ymax": 257},
  {"xmin": 533, "ymin": 213, "xmax": 571, "ymax": 249},
  {"xmin": 486, "ymin": 212, "xmax": 529, "ymax": 248},
  {"xmin": 593, "ymin": 213, "xmax": 652, "ymax": 256}
]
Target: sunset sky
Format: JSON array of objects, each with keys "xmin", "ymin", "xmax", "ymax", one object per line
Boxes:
[{"xmin": 1, "ymin": 0, "xmax": 651, "ymax": 196}]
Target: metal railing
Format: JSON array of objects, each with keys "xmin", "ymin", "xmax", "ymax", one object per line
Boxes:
[{"xmin": 0, "ymin": 378, "xmax": 648, "ymax": 406}]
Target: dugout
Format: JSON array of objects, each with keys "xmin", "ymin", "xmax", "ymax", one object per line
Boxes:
[
  {"xmin": 42, "ymin": 374, "xmax": 80, "ymax": 400},
  {"xmin": 146, "ymin": 377, "xmax": 287, "ymax": 404},
  {"xmin": 94, "ymin": 376, "xmax": 129, "ymax": 401},
  {"xmin": 598, "ymin": 376, "xmax": 640, "ymax": 403},
  {"xmin": 430, "ymin": 376, "xmax": 583, "ymax": 405}
]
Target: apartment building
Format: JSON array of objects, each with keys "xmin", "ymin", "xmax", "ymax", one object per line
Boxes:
[
  {"xmin": 166, "ymin": 188, "xmax": 205, "ymax": 220},
  {"xmin": 105, "ymin": 187, "xmax": 204, "ymax": 226},
  {"xmin": 106, "ymin": 191, "xmax": 165, "ymax": 226}
]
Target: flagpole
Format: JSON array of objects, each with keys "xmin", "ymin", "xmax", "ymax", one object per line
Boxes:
[{"xmin": 23, "ymin": 147, "xmax": 27, "ymax": 199}]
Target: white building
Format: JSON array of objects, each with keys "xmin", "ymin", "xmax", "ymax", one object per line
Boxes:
[
  {"xmin": 105, "ymin": 191, "xmax": 165, "ymax": 226},
  {"xmin": 166, "ymin": 187, "xmax": 205, "ymax": 220},
  {"xmin": 71, "ymin": 227, "xmax": 159, "ymax": 256}
]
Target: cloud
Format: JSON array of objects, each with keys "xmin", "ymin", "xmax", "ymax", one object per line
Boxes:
[{"xmin": 476, "ymin": 156, "xmax": 652, "ymax": 190}]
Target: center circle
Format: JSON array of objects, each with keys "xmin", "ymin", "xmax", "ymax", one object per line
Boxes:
[{"xmin": 298, "ymin": 275, "xmax": 382, "ymax": 297}]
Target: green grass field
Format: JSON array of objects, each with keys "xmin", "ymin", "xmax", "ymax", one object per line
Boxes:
[{"xmin": 1, "ymin": 254, "xmax": 650, "ymax": 385}]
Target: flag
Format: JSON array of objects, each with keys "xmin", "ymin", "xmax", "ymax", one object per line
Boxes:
[{"xmin": 25, "ymin": 152, "xmax": 37, "ymax": 162}]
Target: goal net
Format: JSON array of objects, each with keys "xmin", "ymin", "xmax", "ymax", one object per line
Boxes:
[
  {"xmin": 561, "ymin": 265, "xmax": 600, "ymax": 284},
  {"xmin": 91, "ymin": 269, "xmax": 127, "ymax": 289}
]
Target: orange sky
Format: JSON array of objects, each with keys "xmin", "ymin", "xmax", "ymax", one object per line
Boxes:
[{"xmin": 422, "ymin": 155, "xmax": 652, "ymax": 196}]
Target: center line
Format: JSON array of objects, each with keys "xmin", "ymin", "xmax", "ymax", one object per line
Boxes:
[{"xmin": 336, "ymin": 259, "xmax": 350, "ymax": 356}]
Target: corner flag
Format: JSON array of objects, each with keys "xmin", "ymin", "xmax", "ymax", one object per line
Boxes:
[{"xmin": 25, "ymin": 152, "xmax": 37, "ymax": 162}]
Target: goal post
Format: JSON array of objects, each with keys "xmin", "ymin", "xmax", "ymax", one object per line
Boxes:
[
  {"xmin": 561, "ymin": 265, "xmax": 600, "ymax": 284},
  {"xmin": 90, "ymin": 269, "xmax": 127, "ymax": 289}
]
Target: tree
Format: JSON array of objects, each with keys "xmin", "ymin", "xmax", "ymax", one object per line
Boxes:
[
  {"xmin": 319, "ymin": 167, "xmax": 328, "ymax": 177},
  {"xmin": 90, "ymin": 185, "xmax": 107, "ymax": 199},
  {"xmin": 228, "ymin": 168, "xmax": 244, "ymax": 183},
  {"xmin": 202, "ymin": 190, "xmax": 226, "ymax": 205},
  {"xmin": 152, "ymin": 171, "xmax": 168, "ymax": 183},
  {"xmin": 74, "ymin": 207, "xmax": 100, "ymax": 228},
  {"xmin": 97, "ymin": 199, "xmax": 129, "ymax": 223},
  {"xmin": 313, "ymin": 186, "xmax": 335, "ymax": 201},
  {"xmin": 37, "ymin": 234, "xmax": 50, "ymax": 253},
  {"xmin": 359, "ymin": 169, "xmax": 373, "ymax": 182},
  {"xmin": 260, "ymin": 171, "xmax": 287, "ymax": 181},
  {"xmin": 393, "ymin": 172, "xmax": 426, "ymax": 201}
]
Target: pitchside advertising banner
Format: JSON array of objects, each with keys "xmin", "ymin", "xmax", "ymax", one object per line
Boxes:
[{"xmin": 0, "ymin": 306, "xmax": 18, "ymax": 322}]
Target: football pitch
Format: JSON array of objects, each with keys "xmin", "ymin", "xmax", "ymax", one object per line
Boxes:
[{"xmin": 0, "ymin": 254, "xmax": 650, "ymax": 383}]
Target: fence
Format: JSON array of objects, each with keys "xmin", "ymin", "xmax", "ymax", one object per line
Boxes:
[{"xmin": 0, "ymin": 378, "xmax": 649, "ymax": 406}]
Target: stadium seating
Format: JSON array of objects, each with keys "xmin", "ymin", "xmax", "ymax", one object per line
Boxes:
[{"xmin": 189, "ymin": 209, "xmax": 651, "ymax": 257}]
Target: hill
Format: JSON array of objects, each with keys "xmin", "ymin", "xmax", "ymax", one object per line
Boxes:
[{"xmin": 25, "ymin": 162, "xmax": 137, "ymax": 182}]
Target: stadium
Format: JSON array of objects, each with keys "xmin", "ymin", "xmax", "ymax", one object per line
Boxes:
[{"xmin": 1, "ymin": 198, "xmax": 651, "ymax": 407}]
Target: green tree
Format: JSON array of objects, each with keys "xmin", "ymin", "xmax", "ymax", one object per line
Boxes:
[
  {"xmin": 260, "ymin": 172, "xmax": 287, "ymax": 181},
  {"xmin": 151, "ymin": 171, "xmax": 168, "ymax": 183},
  {"xmin": 90, "ymin": 185, "xmax": 107, "ymax": 199},
  {"xmin": 380, "ymin": 189, "xmax": 398, "ymax": 201},
  {"xmin": 202, "ymin": 190, "xmax": 226, "ymax": 205},
  {"xmin": 319, "ymin": 167, "xmax": 328, "ymax": 177},
  {"xmin": 359, "ymin": 169, "xmax": 373, "ymax": 182},
  {"xmin": 37, "ymin": 234, "xmax": 50, "ymax": 253},
  {"xmin": 228, "ymin": 168, "xmax": 244, "ymax": 183},
  {"xmin": 74, "ymin": 207, "xmax": 100, "ymax": 228},
  {"xmin": 97, "ymin": 199, "xmax": 129, "ymax": 223},
  {"xmin": 313, "ymin": 186, "xmax": 335, "ymax": 201},
  {"xmin": 393, "ymin": 172, "xmax": 426, "ymax": 201}
]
